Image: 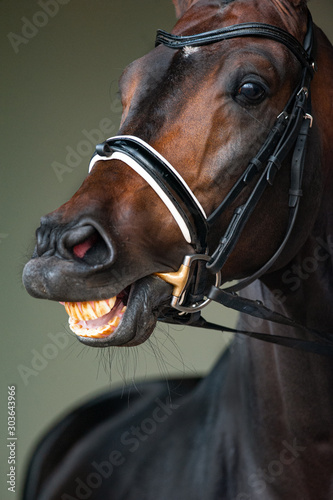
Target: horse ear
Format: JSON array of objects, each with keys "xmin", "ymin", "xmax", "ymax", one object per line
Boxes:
[{"xmin": 172, "ymin": 0, "xmax": 199, "ymax": 19}]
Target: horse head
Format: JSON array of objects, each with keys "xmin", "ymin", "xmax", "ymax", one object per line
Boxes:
[{"xmin": 23, "ymin": 0, "xmax": 332, "ymax": 349}]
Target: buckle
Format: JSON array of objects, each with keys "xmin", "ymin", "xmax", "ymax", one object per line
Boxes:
[
  {"xmin": 155, "ymin": 254, "xmax": 222, "ymax": 313},
  {"xmin": 297, "ymin": 86, "xmax": 309, "ymax": 97},
  {"xmin": 304, "ymin": 113, "xmax": 313, "ymax": 128}
]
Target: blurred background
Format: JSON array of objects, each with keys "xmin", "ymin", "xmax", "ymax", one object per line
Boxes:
[{"xmin": 1, "ymin": 0, "xmax": 332, "ymax": 497}]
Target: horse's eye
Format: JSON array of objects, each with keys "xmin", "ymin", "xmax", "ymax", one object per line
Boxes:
[{"xmin": 237, "ymin": 82, "xmax": 266, "ymax": 103}]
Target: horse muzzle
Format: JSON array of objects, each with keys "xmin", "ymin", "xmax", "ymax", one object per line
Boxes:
[{"xmin": 22, "ymin": 212, "xmax": 176, "ymax": 346}]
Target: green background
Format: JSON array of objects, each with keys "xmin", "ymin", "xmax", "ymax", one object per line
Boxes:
[{"xmin": 1, "ymin": 1, "xmax": 332, "ymax": 497}]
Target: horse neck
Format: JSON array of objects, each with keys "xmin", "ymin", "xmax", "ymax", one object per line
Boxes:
[
  {"xmin": 225, "ymin": 209, "xmax": 333, "ymax": 481},
  {"xmin": 198, "ymin": 236, "xmax": 330, "ymax": 497},
  {"xmin": 229, "ymin": 24, "xmax": 333, "ymax": 443},
  {"xmin": 192, "ymin": 20, "xmax": 333, "ymax": 498}
]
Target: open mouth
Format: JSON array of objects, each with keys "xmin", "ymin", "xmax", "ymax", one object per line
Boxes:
[
  {"xmin": 59, "ymin": 276, "xmax": 173, "ymax": 347},
  {"xmin": 23, "ymin": 218, "xmax": 174, "ymax": 347},
  {"xmin": 61, "ymin": 288, "xmax": 129, "ymax": 338}
]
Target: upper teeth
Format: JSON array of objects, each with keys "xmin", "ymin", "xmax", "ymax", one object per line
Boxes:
[{"xmin": 63, "ymin": 297, "xmax": 116, "ymax": 321}]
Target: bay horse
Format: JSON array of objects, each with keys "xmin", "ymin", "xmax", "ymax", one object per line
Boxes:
[{"xmin": 22, "ymin": 0, "xmax": 333, "ymax": 498}]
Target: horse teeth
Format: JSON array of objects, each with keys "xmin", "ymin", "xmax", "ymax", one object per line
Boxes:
[
  {"xmin": 61, "ymin": 295, "xmax": 127, "ymax": 338},
  {"xmin": 63, "ymin": 297, "xmax": 116, "ymax": 321},
  {"xmin": 66, "ymin": 304, "xmax": 127, "ymax": 339},
  {"xmin": 93, "ymin": 299, "xmax": 114, "ymax": 318}
]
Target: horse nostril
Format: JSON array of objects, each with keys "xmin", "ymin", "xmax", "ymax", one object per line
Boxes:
[
  {"xmin": 34, "ymin": 217, "xmax": 116, "ymax": 267},
  {"xmin": 72, "ymin": 233, "xmax": 98, "ymax": 259},
  {"xmin": 59, "ymin": 222, "xmax": 116, "ymax": 267}
]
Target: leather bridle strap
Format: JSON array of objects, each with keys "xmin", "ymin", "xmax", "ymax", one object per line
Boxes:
[
  {"xmin": 155, "ymin": 22, "xmax": 315, "ymax": 74},
  {"xmin": 206, "ymin": 111, "xmax": 290, "ymax": 226},
  {"xmin": 207, "ymin": 76, "xmax": 312, "ymax": 276},
  {"xmin": 195, "ymin": 318, "xmax": 333, "ymax": 357},
  {"xmin": 226, "ymin": 96, "xmax": 312, "ymax": 292},
  {"xmin": 161, "ymin": 313, "xmax": 333, "ymax": 357},
  {"xmin": 89, "ymin": 135, "xmax": 208, "ymax": 252}
]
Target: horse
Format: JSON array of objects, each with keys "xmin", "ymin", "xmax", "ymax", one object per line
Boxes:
[{"xmin": 22, "ymin": 0, "xmax": 333, "ymax": 498}]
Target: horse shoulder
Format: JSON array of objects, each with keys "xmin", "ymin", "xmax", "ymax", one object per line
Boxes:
[{"xmin": 22, "ymin": 378, "xmax": 201, "ymax": 499}]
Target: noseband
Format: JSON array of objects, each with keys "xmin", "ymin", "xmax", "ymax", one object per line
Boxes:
[{"xmin": 89, "ymin": 16, "xmax": 333, "ymax": 356}]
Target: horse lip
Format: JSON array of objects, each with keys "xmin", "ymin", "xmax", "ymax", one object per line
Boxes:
[
  {"xmin": 75, "ymin": 275, "xmax": 173, "ymax": 347},
  {"xmin": 22, "ymin": 255, "xmax": 108, "ymax": 301},
  {"xmin": 23, "ymin": 225, "xmax": 118, "ymax": 301}
]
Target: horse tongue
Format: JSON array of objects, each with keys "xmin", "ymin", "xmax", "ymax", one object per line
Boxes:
[{"xmin": 73, "ymin": 234, "xmax": 97, "ymax": 258}]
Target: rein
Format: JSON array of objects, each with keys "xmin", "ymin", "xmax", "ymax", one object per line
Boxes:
[{"xmin": 89, "ymin": 15, "xmax": 333, "ymax": 356}]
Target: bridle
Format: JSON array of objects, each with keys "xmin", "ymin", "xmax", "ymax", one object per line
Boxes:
[{"xmin": 89, "ymin": 15, "xmax": 333, "ymax": 356}]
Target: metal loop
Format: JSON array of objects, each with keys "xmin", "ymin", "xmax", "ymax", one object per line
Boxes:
[{"xmin": 164, "ymin": 254, "xmax": 222, "ymax": 313}]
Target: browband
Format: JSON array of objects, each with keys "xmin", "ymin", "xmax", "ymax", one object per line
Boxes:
[{"xmin": 155, "ymin": 22, "xmax": 316, "ymax": 74}]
